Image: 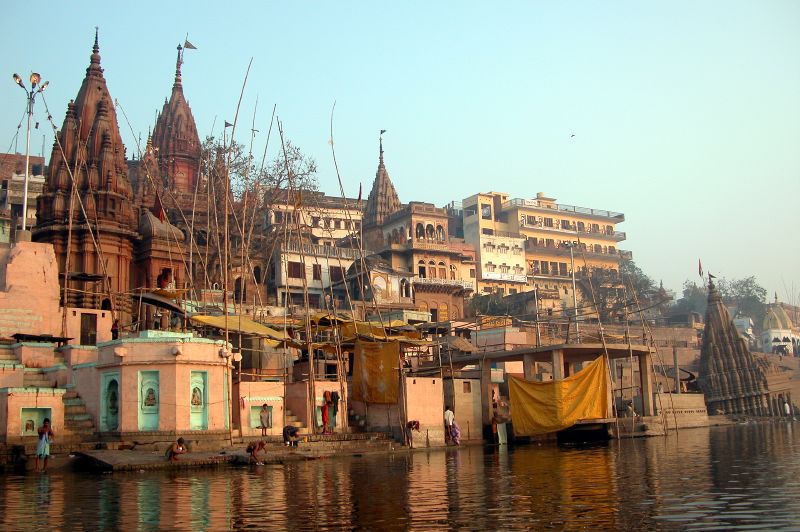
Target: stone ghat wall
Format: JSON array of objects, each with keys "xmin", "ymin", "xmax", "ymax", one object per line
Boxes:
[
  {"xmin": 654, "ymin": 393, "xmax": 709, "ymax": 429},
  {"xmin": 0, "ymin": 242, "xmax": 60, "ymax": 339}
]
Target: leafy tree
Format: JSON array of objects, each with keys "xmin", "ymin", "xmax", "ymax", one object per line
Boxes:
[
  {"xmin": 717, "ymin": 276, "xmax": 767, "ymax": 326},
  {"xmin": 672, "ymin": 280, "xmax": 707, "ymax": 316}
]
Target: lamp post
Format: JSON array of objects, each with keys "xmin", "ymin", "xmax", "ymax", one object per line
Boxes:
[
  {"xmin": 12, "ymin": 72, "xmax": 48, "ymax": 234},
  {"xmin": 563, "ymin": 242, "xmax": 580, "ymax": 342}
]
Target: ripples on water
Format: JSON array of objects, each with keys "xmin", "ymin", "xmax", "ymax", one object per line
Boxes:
[{"xmin": 1, "ymin": 423, "xmax": 799, "ymax": 531}]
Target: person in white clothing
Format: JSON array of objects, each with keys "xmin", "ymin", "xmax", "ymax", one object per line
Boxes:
[{"xmin": 444, "ymin": 406, "xmax": 455, "ymax": 443}]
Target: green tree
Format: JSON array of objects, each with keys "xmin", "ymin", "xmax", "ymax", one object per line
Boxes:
[
  {"xmin": 717, "ymin": 276, "xmax": 767, "ymax": 326},
  {"xmin": 672, "ymin": 280, "xmax": 707, "ymax": 316}
]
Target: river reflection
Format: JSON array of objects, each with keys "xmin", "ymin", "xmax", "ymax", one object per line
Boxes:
[{"xmin": 1, "ymin": 423, "xmax": 799, "ymax": 530}]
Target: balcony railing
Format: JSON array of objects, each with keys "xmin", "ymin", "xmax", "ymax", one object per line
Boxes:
[
  {"xmin": 519, "ymin": 222, "xmax": 626, "ymax": 241},
  {"xmin": 502, "ymin": 198, "xmax": 625, "ymax": 221},
  {"xmin": 281, "ymin": 242, "xmax": 361, "ymax": 260},
  {"xmin": 525, "ymin": 241, "xmax": 629, "ymax": 260},
  {"xmin": 413, "ymin": 277, "xmax": 474, "ymax": 290}
]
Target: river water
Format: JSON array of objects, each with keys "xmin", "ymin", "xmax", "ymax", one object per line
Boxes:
[{"xmin": 1, "ymin": 422, "xmax": 799, "ymax": 531}]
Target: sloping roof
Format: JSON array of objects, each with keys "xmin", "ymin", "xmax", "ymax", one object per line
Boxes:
[{"xmin": 190, "ymin": 315, "xmax": 289, "ymax": 341}]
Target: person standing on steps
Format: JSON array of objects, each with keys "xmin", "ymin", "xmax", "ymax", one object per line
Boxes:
[
  {"xmin": 35, "ymin": 418, "xmax": 54, "ymax": 472},
  {"xmin": 260, "ymin": 404, "xmax": 271, "ymax": 437}
]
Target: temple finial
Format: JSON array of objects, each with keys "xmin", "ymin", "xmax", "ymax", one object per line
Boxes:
[
  {"xmin": 174, "ymin": 44, "xmax": 183, "ymax": 87},
  {"xmin": 89, "ymin": 27, "xmax": 102, "ymax": 70},
  {"xmin": 379, "ymin": 129, "xmax": 386, "ymax": 167}
]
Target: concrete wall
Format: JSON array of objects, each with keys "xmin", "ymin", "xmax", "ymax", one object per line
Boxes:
[
  {"xmin": 64, "ymin": 308, "xmax": 113, "ymax": 346},
  {"xmin": 0, "ymin": 242, "xmax": 60, "ymax": 339},
  {"xmin": 0, "ymin": 388, "xmax": 65, "ymax": 442},
  {"xmin": 653, "ymin": 393, "xmax": 709, "ymax": 429},
  {"xmin": 445, "ymin": 378, "xmax": 483, "ymax": 442},
  {"xmin": 13, "ymin": 343, "xmax": 56, "ymax": 368},
  {"xmin": 92, "ymin": 332, "xmax": 231, "ymax": 434},
  {"xmin": 284, "ymin": 380, "xmax": 345, "ymax": 433},
  {"xmin": 404, "ymin": 376, "xmax": 446, "ymax": 447},
  {"xmin": 236, "ymin": 380, "xmax": 285, "ymax": 438}
]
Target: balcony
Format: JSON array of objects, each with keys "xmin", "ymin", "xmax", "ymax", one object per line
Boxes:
[
  {"xmin": 413, "ymin": 277, "xmax": 474, "ymax": 290},
  {"xmin": 518, "ymin": 221, "xmax": 626, "ymax": 241},
  {"xmin": 502, "ymin": 198, "xmax": 625, "ymax": 221},
  {"xmin": 281, "ymin": 242, "xmax": 361, "ymax": 260},
  {"xmin": 525, "ymin": 241, "xmax": 628, "ymax": 261}
]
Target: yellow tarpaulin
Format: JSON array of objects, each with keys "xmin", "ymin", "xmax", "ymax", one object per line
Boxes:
[
  {"xmin": 351, "ymin": 340, "xmax": 399, "ymax": 404},
  {"xmin": 190, "ymin": 315, "xmax": 290, "ymax": 342},
  {"xmin": 509, "ymin": 356, "xmax": 609, "ymax": 436}
]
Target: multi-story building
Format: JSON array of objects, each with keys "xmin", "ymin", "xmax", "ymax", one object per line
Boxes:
[
  {"xmin": 0, "ymin": 153, "xmax": 46, "ymax": 237},
  {"xmin": 462, "ymin": 191, "xmax": 629, "ymax": 313}
]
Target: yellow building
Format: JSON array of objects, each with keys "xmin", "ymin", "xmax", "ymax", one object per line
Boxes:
[{"xmin": 462, "ymin": 191, "xmax": 629, "ymax": 311}]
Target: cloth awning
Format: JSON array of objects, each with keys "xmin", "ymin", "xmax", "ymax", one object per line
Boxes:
[
  {"xmin": 138, "ymin": 292, "xmax": 185, "ymax": 315},
  {"xmin": 190, "ymin": 315, "xmax": 290, "ymax": 342}
]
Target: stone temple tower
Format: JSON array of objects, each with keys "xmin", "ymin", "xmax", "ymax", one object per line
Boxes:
[
  {"xmin": 362, "ymin": 136, "xmax": 401, "ymax": 249},
  {"xmin": 697, "ymin": 278, "xmax": 769, "ymax": 416},
  {"xmin": 151, "ymin": 45, "xmax": 201, "ymax": 200},
  {"xmin": 34, "ymin": 31, "xmax": 137, "ymax": 315}
]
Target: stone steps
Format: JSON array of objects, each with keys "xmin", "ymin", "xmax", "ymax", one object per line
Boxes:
[{"xmin": 62, "ymin": 392, "xmax": 96, "ymax": 437}]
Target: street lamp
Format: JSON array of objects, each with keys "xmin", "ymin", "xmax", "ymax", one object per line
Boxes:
[
  {"xmin": 12, "ymin": 71, "xmax": 48, "ymax": 234},
  {"xmin": 563, "ymin": 242, "xmax": 580, "ymax": 342}
]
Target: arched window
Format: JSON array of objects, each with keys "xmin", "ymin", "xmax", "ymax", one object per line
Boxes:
[
  {"xmin": 429, "ymin": 260, "xmax": 437, "ymax": 278},
  {"xmin": 435, "ymin": 225, "xmax": 445, "ymax": 241},
  {"xmin": 415, "ymin": 223, "xmax": 425, "ymax": 239},
  {"xmin": 418, "ymin": 260, "xmax": 426, "ymax": 278},
  {"xmin": 253, "ymin": 265, "xmax": 262, "ymax": 284},
  {"xmin": 450, "ymin": 265, "xmax": 457, "ymax": 280},
  {"xmin": 438, "ymin": 261, "xmax": 446, "ymax": 279},
  {"xmin": 400, "ymin": 278, "xmax": 411, "ymax": 298},
  {"xmin": 426, "ymin": 224, "xmax": 435, "ymax": 240}
]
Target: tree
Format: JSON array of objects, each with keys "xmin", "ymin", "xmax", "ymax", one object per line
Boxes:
[
  {"xmin": 672, "ymin": 280, "xmax": 707, "ymax": 316},
  {"xmin": 717, "ymin": 276, "xmax": 767, "ymax": 326}
]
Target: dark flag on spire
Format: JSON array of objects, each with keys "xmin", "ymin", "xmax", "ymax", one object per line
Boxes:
[
  {"xmin": 380, "ymin": 129, "xmax": 386, "ymax": 135},
  {"xmin": 184, "ymin": 39, "xmax": 197, "ymax": 50},
  {"xmin": 357, "ymin": 183, "xmax": 362, "ymax": 203},
  {"xmin": 224, "ymin": 121, "xmax": 233, "ymax": 128}
]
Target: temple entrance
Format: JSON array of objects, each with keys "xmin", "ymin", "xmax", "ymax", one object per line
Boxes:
[
  {"xmin": 138, "ymin": 371, "xmax": 160, "ymax": 431},
  {"xmin": 190, "ymin": 371, "xmax": 208, "ymax": 430}
]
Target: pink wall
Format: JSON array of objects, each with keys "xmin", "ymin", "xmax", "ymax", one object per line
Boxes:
[
  {"xmin": 64, "ymin": 308, "xmax": 113, "ymax": 346},
  {"xmin": 285, "ymin": 380, "xmax": 346, "ymax": 433},
  {"xmin": 0, "ymin": 364, "xmax": 23, "ymax": 388},
  {"xmin": 0, "ymin": 242, "xmax": 60, "ymax": 339},
  {"xmin": 13, "ymin": 344, "xmax": 56, "ymax": 368},
  {"xmin": 93, "ymin": 334, "xmax": 232, "ymax": 434},
  {"xmin": 0, "ymin": 388, "xmax": 65, "ymax": 442},
  {"xmin": 404, "ymin": 376, "xmax": 446, "ymax": 446},
  {"xmin": 236, "ymin": 381, "xmax": 285, "ymax": 437}
]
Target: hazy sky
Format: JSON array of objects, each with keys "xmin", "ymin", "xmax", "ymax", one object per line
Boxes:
[{"xmin": 2, "ymin": 1, "xmax": 798, "ymax": 302}]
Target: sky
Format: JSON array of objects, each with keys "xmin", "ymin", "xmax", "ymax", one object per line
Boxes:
[{"xmin": 1, "ymin": 1, "xmax": 798, "ymax": 303}]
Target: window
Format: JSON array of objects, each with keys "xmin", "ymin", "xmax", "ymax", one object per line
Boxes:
[
  {"xmin": 288, "ymin": 261, "xmax": 304, "ymax": 279},
  {"xmin": 481, "ymin": 228, "xmax": 494, "ymax": 235},
  {"xmin": 500, "ymin": 264, "xmax": 510, "ymax": 274},
  {"xmin": 559, "ymin": 263, "xmax": 568, "ymax": 276},
  {"xmin": 438, "ymin": 262, "xmax": 446, "ymax": 279},
  {"xmin": 450, "ymin": 265, "xmax": 457, "ymax": 280},
  {"xmin": 463, "ymin": 381, "xmax": 472, "ymax": 393},
  {"xmin": 550, "ymin": 262, "xmax": 559, "ymax": 276},
  {"xmin": 526, "ymin": 215, "xmax": 537, "ymax": 226},
  {"xmin": 312, "ymin": 264, "xmax": 322, "ymax": 281},
  {"xmin": 577, "ymin": 221, "xmax": 585, "ymax": 232},
  {"xmin": 416, "ymin": 223, "xmax": 425, "ymax": 239},
  {"xmin": 481, "ymin": 204, "xmax": 492, "ymax": 220},
  {"xmin": 418, "ymin": 261, "xmax": 427, "ymax": 278},
  {"xmin": 544, "ymin": 218, "xmax": 553, "ymax": 227},
  {"xmin": 485, "ymin": 262, "xmax": 495, "ymax": 272},
  {"xmin": 541, "ymin": 262, "xmax": 550, "ymax": 274},
  {"xmin": 329, "ymin": 266, "xmax": 345, "ymax": 282},
  {"xmin": 335, "ymin": 220, "xmax": 342, "ymax": 229},
  {"xmin": 470, "ymin": 268, "xmax": 476, "ymax": 278}
]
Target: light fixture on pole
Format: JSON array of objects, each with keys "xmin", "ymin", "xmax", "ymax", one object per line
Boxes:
[
  {"xmin": 12, "ymin": 71, "xmax": 48, "ymax": 234},
  {"xmin": 563, "ymin": 242, "xmax": 580, "ymax": 342}
]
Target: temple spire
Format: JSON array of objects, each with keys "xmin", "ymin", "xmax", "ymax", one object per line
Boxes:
[
  {"xmin": 88, "ymin": 27, "xmax": 103, "ymax": 76},
  {"xmin": 174, "ymin": 44, "xmax": 183, "ymax": 88}
]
